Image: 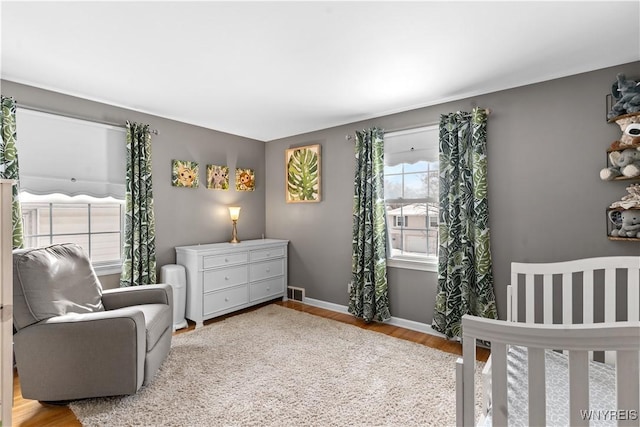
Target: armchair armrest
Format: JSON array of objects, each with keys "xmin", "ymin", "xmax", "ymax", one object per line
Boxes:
[
  {"xmin": 102, "ymin": 283, "xmax": 173, "ymax": 310},
  {"xmin": 13, "ymin": 308, "xmax": 147, "ymax": 401}
]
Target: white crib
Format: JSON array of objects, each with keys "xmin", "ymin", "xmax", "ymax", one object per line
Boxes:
[{"xmin": 456, "ymin": 256, "xmax": 640, "ymax": 426}]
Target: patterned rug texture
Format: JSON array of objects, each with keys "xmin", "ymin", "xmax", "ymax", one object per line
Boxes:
[{"xmin": 70, "ymin": 304, "xmax": 483, "ymax": 426}]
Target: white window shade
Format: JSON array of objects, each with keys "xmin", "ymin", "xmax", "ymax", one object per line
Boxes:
[
  {"xmin": 384, "ymin": 125, "xmax": 439, "ymax": 166},
  {"xmin": 15, "ymin": 108, "xmax": 126, "ymax": 199}
]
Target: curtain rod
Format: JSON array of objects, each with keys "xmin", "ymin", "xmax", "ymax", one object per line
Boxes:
[
  {"xmin": 345, "ymin": 108, "xmax": 491, "ymax": 141},
  {"xmin": 16, "ymin": 103, "xmax": 160, "ymax": 135}
]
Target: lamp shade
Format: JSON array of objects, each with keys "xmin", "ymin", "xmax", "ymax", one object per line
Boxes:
[{"xmin": 228, "ymin": 206, "xmax": 241, "ymax": 221}]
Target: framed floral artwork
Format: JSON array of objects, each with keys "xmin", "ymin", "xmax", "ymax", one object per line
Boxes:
[
  {"xmin": 172, "ymin": 160, "xmax": 199, "ymax": 188},
  {"xmin": 285, "ymin": 144, "xmax": 321, "ymax": 203},
  {"xmin": 206, "ymin": 164, "xmax": 229, "ymax": 190},
  {"xmin": 235, "ymin": 168, "xmax": 255, "ymax": 191}
]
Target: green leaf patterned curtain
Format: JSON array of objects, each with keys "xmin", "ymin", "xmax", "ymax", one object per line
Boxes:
[
  {"xmin": 349, "ymin": 127, "xmax": 391, "ymax": 322},
  {"xmin": 0, "ymin": 96, "xmax": 24, "ymax": 249},
  {"xmin": 432, "ymin": 108, "xmax": 497, "ymax": 338},
  {"xmin": 120, "ymin": 122, "xmax": 156, "ymax": 287}
]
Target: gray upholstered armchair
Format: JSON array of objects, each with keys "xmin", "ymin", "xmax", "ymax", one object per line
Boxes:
[{"xmin": 12, "ymin": 243, "xmax": 173, "ymax": 402}]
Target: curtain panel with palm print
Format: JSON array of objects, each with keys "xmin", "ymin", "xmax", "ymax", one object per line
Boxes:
[
  {"xmin": 0, "ymin": 96, "xmax": 24, "ymax": 249},
  {"xmin": 349, "ymin": 127, "xmax": 391, "ymax": 323},
  {"xmin": 120, "ymin": 122, "xmax": 157, "ymax": 287},
  {"xmin": 432, "ymin": 108, "xmax": 497, "ymax": 338}
]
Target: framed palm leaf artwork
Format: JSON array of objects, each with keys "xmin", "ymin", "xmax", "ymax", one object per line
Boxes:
[{"xmin": 285, "ymin": 144, "xmax": 321, "ymax": 203}]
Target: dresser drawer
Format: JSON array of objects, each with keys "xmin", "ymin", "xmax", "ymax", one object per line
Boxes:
[
  {"xmin": 250, "ymin": 246, "xmax": 285, "ymax": 262},
  {"xmin": 250, "ymin": 259, "xmax": 284, "ymax": 282},
  {"xmin": 203, "ymin": 252, "xmax": 248, "ymax": 269},
  {"xmin": 203, "ymin": 265, "xmax": 247, "ymax": 292},
  {"xmin": 250, "ymin": 276, "xmax": 285, "ymax": 302},
  {"xmin": 203, "ymin": 286, "xmax": 249, "ymax": 316}
]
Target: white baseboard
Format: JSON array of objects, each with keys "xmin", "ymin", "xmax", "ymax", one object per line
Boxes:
[{"xmin": 303, "ymin": 297, "xmax": 445, "ymax": 338}]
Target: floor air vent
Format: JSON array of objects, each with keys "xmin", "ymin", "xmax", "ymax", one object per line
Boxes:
[{"xmin": 287, "ymin": 286, "xmax": 305, "ymax": 302}]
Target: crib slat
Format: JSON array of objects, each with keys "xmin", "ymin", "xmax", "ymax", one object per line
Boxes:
[
  {"xmin": 528, "ymin": 347, "xmax": 546, "ymax": 426},
  {"xmin": 604, "ymin": 268, "xmax": 618, "ymax": 365},
  {"xmin": 616, "ymin": 351, "xmax": 640, "ymax": 427},
  {"xmin": 507, "ymin": 284, "xmax": 512, "ymax": 323},
  {"xmin": 604, "ymin": 267, "xmax": 616, "ymax": 323},
  {"xmin": 569, "ymin": 350, "xmax": 589, "ymax": 427},
  {"xmin": 491, "ymin": 343, "xmax": 508, "ymax": 426},
  {"xmin": 629, "ymin": 267, "xmax": 639, "ymax": 322},
  {"xmin": 583, "ymin": 271, "xmax": 595, "ymax": 360},
  {"xmin": 562, "ymin": 272, "xmax": 572, "ymax": 324},
  {"xmin": 543, "ymin": 274, "xmax": 553, "ymax": 324},
  {"xmin": 583, "ymin": 270, "xmax": 594, "ymax": 324},
  {"xmin": 526, "ymin": 274, "xmax": 535, "ymax": 323},
  {"xmin": 456, "ymin": 358, "xmax": 464, "ymax": 427},
  {"xmin": 462, "ymin": 336, "xmax": 476, "ymax": 427},
  {"xmin": 511, "ymin": 271, "xmax": 518, "ymax": 322}
]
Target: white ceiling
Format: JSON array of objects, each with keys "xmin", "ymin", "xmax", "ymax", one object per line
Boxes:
[{"xmin": 2, "ymin": 1, "xmax": 639, "ymax": 141}]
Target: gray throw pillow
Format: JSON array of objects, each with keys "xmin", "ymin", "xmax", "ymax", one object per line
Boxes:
[{"xmin": 13, "ymin": 243, "xmax": 105, "ymax": 330}]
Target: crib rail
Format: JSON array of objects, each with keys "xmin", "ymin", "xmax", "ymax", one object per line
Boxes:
[
  {"xmin": 509, "ymin": 256, "xmax": 640, "ymax": 365},
  {"xmin": 509, "ymin": 256, "xmax": 640, "ymax": 325},
  {"xmin": 457, "ymin": 315, "xmax": 640, "ymax": 427}
]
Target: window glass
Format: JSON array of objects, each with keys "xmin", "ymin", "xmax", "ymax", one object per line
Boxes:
[
  {"xmin": 21, "ymin": 194, "xmax": 124, "ymax": 267},
  {"xmin": 384, "ymin": 125, "xmax": 439, "ymax": 264}
]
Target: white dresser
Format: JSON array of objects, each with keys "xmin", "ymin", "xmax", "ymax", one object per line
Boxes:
[{"xmin": 176, "ymin": 239, "xmax": 288, "ymax": 328}]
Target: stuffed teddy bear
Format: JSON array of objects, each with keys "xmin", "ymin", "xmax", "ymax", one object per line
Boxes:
[
  {"xmin": 600, "ymin": 148, "xmax": 640, "ymax": 180},
  {"xmin": 608, "ymin": 113, "xmax": 640, "ymax": 150},
  {"xmin": 608, "ymin": 73, "xmax": 640, "ymax": 120},
  {"xmin": 609, "ymin": 209, "xmax": 640, "ymax": 238}
]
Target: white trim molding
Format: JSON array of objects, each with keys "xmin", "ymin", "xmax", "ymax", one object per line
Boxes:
[{"xmin": 303, "ymin": 297, "xmax": 445, "ymax": 338}]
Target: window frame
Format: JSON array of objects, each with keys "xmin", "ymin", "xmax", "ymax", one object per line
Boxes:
[
  {"xmin": 384, "ymin": 124, "xmax": 439, "ymax": 272},
  {"xmin": 20, "ymin": 193, "xmax": 124, "ymax": 275}
]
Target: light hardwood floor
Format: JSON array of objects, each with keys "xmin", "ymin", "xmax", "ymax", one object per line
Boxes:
[{"xmin": 12, "ymin": 300, "xmax": 490, "ymax": 426}]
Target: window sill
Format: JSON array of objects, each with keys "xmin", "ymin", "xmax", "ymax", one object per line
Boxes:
[
  {"xmin": 387, "ymin": 257, "xmax": 437, "ymax": 272},
  {"xmin": 94, "ymin": 263, "xmax": 122, "ymax": 276}
]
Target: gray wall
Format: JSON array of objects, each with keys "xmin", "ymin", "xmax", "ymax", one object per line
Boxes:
[
  {"xmin": 4, "ymin": 62, "xmax": 638, "ymax": 316},
  {"xmin": 265, "ymin": 61, "xmax": 640, "ymax": 322},
  {"xmin": 1, "ymin": 80, "xmax": 266, "ymax": 289}
]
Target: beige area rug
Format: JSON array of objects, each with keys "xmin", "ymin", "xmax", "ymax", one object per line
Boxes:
[{"xmin": 70, "ymin": 304, "xmax": 484, "ymax": 426}]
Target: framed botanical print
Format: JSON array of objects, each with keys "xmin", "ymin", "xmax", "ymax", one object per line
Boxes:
[
  {"xmin": 285, "ymin": 144, "xmax": 321, "ymax": 203},
  {"xmin": 172, "ymin": 160, "xmax": 199, "ymax": 188}
]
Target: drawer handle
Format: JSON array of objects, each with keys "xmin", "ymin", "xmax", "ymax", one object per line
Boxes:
[
  {"xmin": 224, "ymin": 258, "xmax": 229, "ymax": 262},
  {"xmin": 225, "ymin": 276, "xmax": 229, "ymax": 280},
  {"xmin": 266, "ymin": 252, "xmax": 271, "ymax": 257},
  {"xmin": 225, "ymin": 297, "xmax": 229, "ymax": 302},
  {"xmin": 266, "ymin": 268, "xmax": 271, "ymax": 273},
  {"xmin": 266, "ymin": 287, "xmax": 270, "ymax": 291}
]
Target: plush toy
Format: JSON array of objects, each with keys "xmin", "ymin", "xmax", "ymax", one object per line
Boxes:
[
  {"xmin": 608, "ymin": 73, "xmax": 640, "ymax": 120},
  {"xmin": 608, "ymin": 113, "xmax": 640, "ymax": 150},
  {"xmin": 610, "ymin": 183, "xmax": 640, "ymax": 209},
  {"xmin": 609, "ymin": 209, "xmax": 640, "ymax": 238},
  {"xmin": 600, "ymin": 148, "xmax": 640, "ymax": 180}
]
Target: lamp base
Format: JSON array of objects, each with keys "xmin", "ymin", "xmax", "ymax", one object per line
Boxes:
[{"xmin": 230, "ymin": 220, "xmax": 240, "ymax": 243}]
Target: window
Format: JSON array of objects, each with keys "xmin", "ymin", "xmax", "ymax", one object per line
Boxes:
[
  {"xmin": 21, "ymin": 193, "xmax": 124, "ymax": 271},
  {"xmin": 394, "ymin": 215, "xmax": 408, "ymax": 227},
  {"xmin": 384, "ymin": 125, "xmax": 439, "ymax": 271},
  {"xmin": 16, "ymin": 108, "xmax": 126, "ymax": 274}
]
